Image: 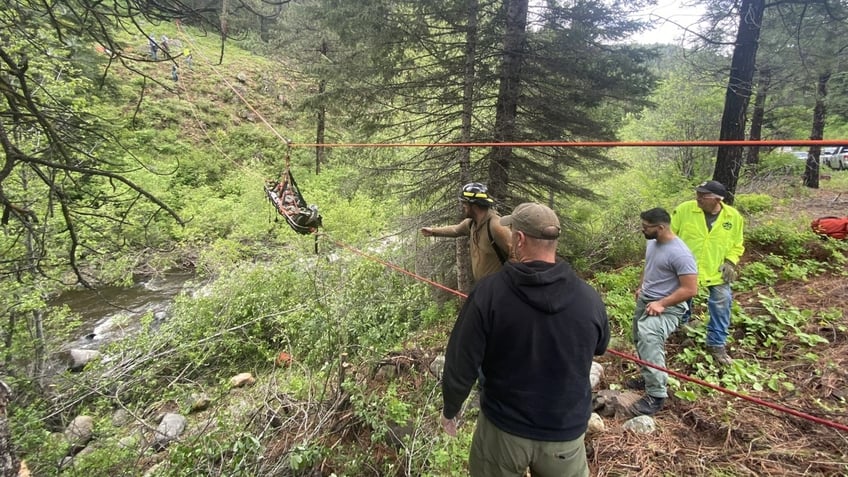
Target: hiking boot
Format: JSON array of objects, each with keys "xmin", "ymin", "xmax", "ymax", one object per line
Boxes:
[
  {"xmin": 632, "ymin": 395, "xmax": 665, "ymax": 416},
  {"xmin": 707, "ymin": 345, "xmax": 733, "ymax": 366},
  {"xmin": 624, "ymin": 377, "xmax": 645, "ymax": 390}
]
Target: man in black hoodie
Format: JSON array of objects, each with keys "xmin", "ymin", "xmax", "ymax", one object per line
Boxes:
[{"xmin": 440, "ymin": 202, "xmax": 610, "ymax": 477}]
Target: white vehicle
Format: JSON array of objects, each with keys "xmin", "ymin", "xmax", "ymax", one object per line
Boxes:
[{"xmin": 822, "ymin": 146, "xmax": 848, "ymax": 170}]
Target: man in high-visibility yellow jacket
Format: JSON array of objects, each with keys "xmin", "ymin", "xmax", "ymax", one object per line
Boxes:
[{"xmin": 671, "ymin": 180, "xmax": 744, "ymax": 365}]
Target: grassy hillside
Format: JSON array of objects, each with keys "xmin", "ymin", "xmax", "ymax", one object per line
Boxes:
[{"xmin": 81, "ymin": 24, "xmax": 399, "ymax": 280}]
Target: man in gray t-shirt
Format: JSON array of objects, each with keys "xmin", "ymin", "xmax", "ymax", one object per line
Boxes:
[{"xmin": 629, "ymin": 208, "xmax": 698, "ymax": 416}]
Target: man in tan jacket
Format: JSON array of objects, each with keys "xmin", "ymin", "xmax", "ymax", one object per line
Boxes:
[{"xmin": 421, "ymin": 183, "xmax": 512, "ymax": 282}]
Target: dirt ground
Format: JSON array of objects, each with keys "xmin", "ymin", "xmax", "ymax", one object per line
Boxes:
[{"xmin": 590, "ymin": 183, "xmax": 848, "ymax": 477}]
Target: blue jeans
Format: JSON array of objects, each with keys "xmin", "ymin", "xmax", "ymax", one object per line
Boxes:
[
  {"xmin": 705, "ymin": 283, "xmax": 732, "ymax": 346},
  {"xmin": 682, "ymin": 283, "xmax": 733, "ymax": 347}
]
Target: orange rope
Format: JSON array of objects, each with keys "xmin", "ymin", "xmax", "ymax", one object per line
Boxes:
[
  {"xmin": 320, "ymin": 232, "xmax": 465, "ymax": 298},
  {"xmin": 323, "ymin": 230, "xmax": 848, "ymax": 434},
  {"xmin": 289, "ymin": 139, "xmax": 848, "ymax": 148},
  {"xmin": 607, "ymin": 349, "xmax": 848, "ymax": 433}
]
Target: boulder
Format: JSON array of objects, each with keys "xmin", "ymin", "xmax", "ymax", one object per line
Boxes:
[
  {"xmin": 386, "ymin": 420, "xmax": 414, "ymax": 449},
  {"xmin": 375, "ymin": 364, "xmax": 397, "ymax": 380},
  {"xmin": 65, "ymin": 415, "xmax": 94, "ymax": 453},
  {"xmin": 189, "ymin": 394, "xmax": 211, "ymax": 413},
  {"xmin": 59, "ymin": 446, "xmax": 94, "ymax": 471},
  {"xmin": 65, "ymin": 349, "xmax": 100, "ymax": 371},
  {"xmin": 118, "ymin": 434, "xmax": 139, "ymax": 449},
  {"xmin": 230, "ymin": 373, "xmax": 255, "ymax": 388},
  {"xmin": 589, "ymin": 362, "xmax": 604, "ymax": 390},
  {"xmin": 587, "ymin": 412, "xmax": 605, "ymax": 435},
  {"xmin": 594, "ymin": 389, "xmax": 642, "ymax": 418},
  {"xmin": 622, "ymin": 415, "xmax": 657, "ymax": 434},
  {"xmin": 58, "ymin": 456, "xmax": 73, "ymax": 472},
  {"xmin": 111, "ymin": 408, "xmax": 131, "ymax": 427},
  {"xmin": 153, "ymin": 413, "xmax": 186, "ymax": 451},
  {"xmin": 143, "ymin": 462, "xmax": 163, "ymax": 477}
]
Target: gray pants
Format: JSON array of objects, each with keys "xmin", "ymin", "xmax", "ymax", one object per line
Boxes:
[{"xmin": 631, "ymin": 296, "xmax": 687, "ymax": 398}]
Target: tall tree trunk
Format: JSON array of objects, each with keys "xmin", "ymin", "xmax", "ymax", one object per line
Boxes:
[
  {"xmin": 260, "ymin": 15, "xmax": 270, "ymax": 42},
  {"xmin": 459, "ymin": 0, "xmax": 478, "ymax": 182},
  {"xmin": 713, "ymin": 0, "xmax": 765, "ymax": 204},
  {"xmin": 221, "ymin": 0, "xmax": 229, "ymax": 36},
  {"xmin": 3, "ymin": 312, "xmax": 13, "ymax": 369},
  {"xmin": 218, "ymin": 0, "xmax": 229, "ymax": 64},
  {"xmin": 456, "ymin": 0, "xmax": 480, "ymax": 294},
  {"xmin": 18, "ymin": 170, "xmax": 45, "ymax": 388},
  {"xmin": 487, "ymin": 0, "xmax": 529, "ymax": 203},
  {"xmin": 746, "ymin": 67, "xmax": 770, "ymax": 165},
  {"xmin": 0, "ymin": 381, "xmax": 20, "ymax": 477},
  {"xmin": 32, "ymin": 307, "xmax": 45, "ymax": 389},
  {"xmin": 806, "ymin": 72, "xmax": 830, "ymax": 189},
  {"xmin": 315, "ymin": 39, "xmax": 329, "ymax": 175},
  {"xmin": 315, "ymin": 97, "xmax": 325, "ymax": 175}
]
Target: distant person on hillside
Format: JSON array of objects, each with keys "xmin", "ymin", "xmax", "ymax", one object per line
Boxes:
[
  {"xmin": 627, "ymin": 207, "xmax": 698, "ymax": 416},
  {"xmin": 420, "ymin": 182, "xmax": 511, "ymax": 284},
  {"xmin": 148, "ymin": 36, "xmax": 158, "ymax": 60},
  {"xmin": 671, "ymin": 181, "xmax": 745, "ymax": 366},
  {"xmin": 171, "ymin": 64, "xmax": 179, "ymax": 82},
  {"xmin": 160, "ymin": 35, "xmax": 170, "ymax": 57},
  {"xmin": 183, "ymin": 47, "xmax": 192, "ymax": 68},
  {"xmin": 441, "ymin": 202, "xmax": 609, "ymax": 477}
]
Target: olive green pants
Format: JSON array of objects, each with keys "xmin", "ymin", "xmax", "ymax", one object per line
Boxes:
[{"xmin": 469, "ymin": 412, "xmax": 589, "ymax": 477}]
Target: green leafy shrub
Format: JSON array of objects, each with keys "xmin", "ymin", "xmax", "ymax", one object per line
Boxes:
[
  {"xmin": 65, "ymin": 440, "xmax": 138, "ymax": 476},
  {"xmin": 754, "ymin": 151, "xmax": 805, "ymax": 176},
  {"xmin": 739, "ymin": 253, "xmax": 827, "ymax": 289},
  {"xmin": 780, "ymin": 259, "xmax": 825, "ymax": 281},
  {"xmin": 9, "ymin": 404, "xmax": 66, "ymax": 476},
  {"xmin": 736, "ymin": 293, "xmax": 829, "ymax": 353},
  {"xmin": 194, "ymin": 238, "xmax": 253, "ymax": 275},
  {"xmin": 590, "ymin": 266, "xmax": 640, "ymax": 337},
  {"xmin": 119, "ymin": 245, "xmax": 435, "ymax": 381},
  {"xmin": 423, "ymin": 429, "xmax": 474, "ymax": 476},
  {"xmin": 746, "ymin": 220, "xmax": 814, "ymax": 258},
  {"xmin": 737, "ymin": 261, "xmax": 778, "ymax": 289},
  {"xmin": 816, "ymin": 238, "xmax": 848, "ymax": 272},
  {"xmin": 734, "ymin": 193, "xmax": 773, "ymax": 214},
  {"xmin": 561, "ymin": 192, "xmax": 656, "ymax": 272},
  {"xmin": 166, "ymin": 430, "xmax": 266, "ymax": 476},
  {"xmin": 673, "ymin": 344, "xmax": 793, "ymax": 398}
]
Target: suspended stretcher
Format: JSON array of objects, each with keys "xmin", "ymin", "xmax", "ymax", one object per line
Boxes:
[{"xmin": 264, "ymin": 167, "xmax": 322, "ymax": 235}]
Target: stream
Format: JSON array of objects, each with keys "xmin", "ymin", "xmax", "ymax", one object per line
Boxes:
[{"xmin": 50, "ymin": 271, "xmax": 198, "ymax": 351}]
